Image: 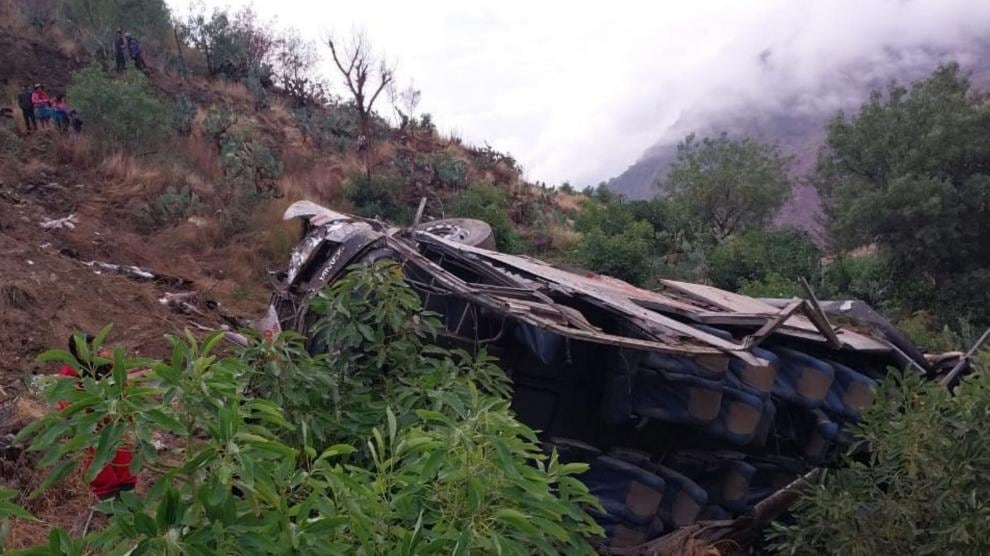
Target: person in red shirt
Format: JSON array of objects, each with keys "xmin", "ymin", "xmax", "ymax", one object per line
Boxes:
[
  {"xmin": 30, "ymin": 84, "xmax": 51, "ymax": 130},
  {"xmin": 58, "ymin": 334, "xmax": 138, "ymax": 500}
]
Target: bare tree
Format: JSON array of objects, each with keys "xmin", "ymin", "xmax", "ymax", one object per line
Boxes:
[
  {"xmin": 326, "ymin": 32, "xmax": 394, "ymax": 151},
  {"xmin": 390, "ymin": 80, "xmax": 421, "ymax": 131}
]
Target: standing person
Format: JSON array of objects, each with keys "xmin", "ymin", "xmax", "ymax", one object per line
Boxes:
[
  {"xmin": 57, "ymin": 334, "xmax": 139, "ymax": 500},
  {"xmin": 113, "ymin": 29, "xmax": 127, "ymax": 73},
  {"xmin": 125, "ymin": 33, "xmax": 146, "ymax": 72},
  {"xmin": 16, "ymin": 85, "xmax": 36, "ymax": 132},
  {"xmin": 31, "ymin": 84, "xmax": 51, "ymax": 129},
  {"xmin": 52, "ymin": 96, "xmax": 69, "ymax": 132}
]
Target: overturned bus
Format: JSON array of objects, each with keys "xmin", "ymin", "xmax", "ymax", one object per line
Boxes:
[{"xmin": 257, "ymin": 201, "xmax": 930, "ymax": 551}]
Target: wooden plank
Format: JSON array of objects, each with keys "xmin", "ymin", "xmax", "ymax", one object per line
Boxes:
[
  {"xmin": 661, "ymin": 279, "xmax": 891, "ymax": 353},
  {"xmin": 799, "ymin": 277, "xmax": 841, "ymax": 349},
  {"xmin": 744, "ymin": 298, "xmax": 804, "ymax": 349}
]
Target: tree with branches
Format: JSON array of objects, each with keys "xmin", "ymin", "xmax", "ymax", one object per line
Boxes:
[
  {"xmin": 326, "ymin": 32, "xmax": 394, "ymax": 154},
  {"xmin": 390, "ymin": 80, "xmax": 422, "ymax": 131}
]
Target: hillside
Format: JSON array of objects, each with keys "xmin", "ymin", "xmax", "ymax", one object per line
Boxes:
[
  {"xmin": 0, "ymin": 27, "xmax": 561, "ymax": 400},
  {"xmin": 606, "ymin": 43, "xmax": 990, "ymax": 234}
]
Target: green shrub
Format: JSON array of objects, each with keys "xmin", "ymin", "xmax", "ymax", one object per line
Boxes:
[
  {"xmin": 575, "ymin": 223, "xmax": 655, "ymax": 285},
  {"xmin": 738, "ymin": 272, "xmax": 803, "ymax": 298},
  {"xmin": 571, "ymin": 199, "xmax": 657, "ymax": 284},
  {"xmin": 768, "ymin": 369, "xmax": 990, "ymax": 555},
  {"xmin": 172, "ymin": 95, "xmax": 196, "ymax": 136},
  {"xmin": 449, "ymin": 184, "xmax": 523, "ymax": 253},
  {"xmin": 220, "ymin": 131, "xmax": 283, "ymax": 195},
  {"xmin": 294, "ymin": 105, "xmax": 359, "ymax": 153},
  {"xmin": 204, "ymin": 107, "xmax": 282, "ymax": 197},
  {"xmin": 818, "ymin": 254, "xmax": 891, "ymax": 307},
  {"xmin": 344, "ymin": 172, "xmax": 411, "ymax": 224},
  {"xmin": 17, "ymin": 263, "xmax": 603, "ymax": 553},
  {"xmin": 67, "ymin": 65, "xmax": 168, "ymax": 147},
  {"xmin": 204, "ymin": 106, "xmax": 236, "ymax": 150},
  {"xmin": 894, "ymin": 311, "xmax": 960, "ymax": 352},
  {"xmin": 132, "ymin": 185, "xmax": 203, "ymax": 232},
  {"xmin": 707, "ymin": 229, "xmax": 820, "ymax": 293},
  {"xmin": 432, "ymin": 151, "xmax": 468, "ymax": 188}
]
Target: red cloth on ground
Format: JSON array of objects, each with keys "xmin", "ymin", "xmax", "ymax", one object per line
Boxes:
[{"xmin": 57, "ymin": 365, "xmax": 139, "ymax": 498}]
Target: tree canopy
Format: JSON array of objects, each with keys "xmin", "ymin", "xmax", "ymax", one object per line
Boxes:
[
  {"xmin": 663, "ymin": 133, "xmax": 793, "ymax": 242},
  {"xmin": 816, "ymin": 63, "xmax": 990, "ymax": 323}
]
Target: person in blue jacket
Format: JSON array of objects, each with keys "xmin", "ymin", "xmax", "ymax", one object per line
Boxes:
[{"xmin": 125, "ymin": 33, "xmax": 146, "ymax": 72}]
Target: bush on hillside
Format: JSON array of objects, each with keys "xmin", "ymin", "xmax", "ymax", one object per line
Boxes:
[
  {"xmin": 768, "ymin": 367, "xmax": 990, "ymax": 555},
  {"xmin": 575, "ymin": 223, "xmax": 656, "ymax": 285},
  {"xmin": 67, "ymin": 66, "xmax": 168, "ymax": 147},
  {"xmin": 63, "ymin": 0, "xmax": 172, "ymax": 59},
  {"xmin": 172, "ymin": 95, "xmax": 196, "ymax": 136},
  {"xmin": 132, "ymin": 184, "xmax": 203, "ymax": 232},
  {"xmin": 182, "ymin": 5, "xmax": 277, "ymax": 79},
  {"xmin": 344, "ymin": 172, "xmax": 412, "ymax": 224},
  {"xmin": 707, "ymin": 230, "xmax": 821, "ymax": 294},
  {"xmin": 572, "ymin": 199, "xmax": 657, "ymax": 284},
  {"xmin": 817, "ymin": 63, "xmax": 990, "ymax": 327},
  {"xmin": 818, "ymin": 254, "xmax": 891, "ymax": 308},
  {"xmin": 219, "ymin": 131, "xmax": 283, "ymax": 196},
  {"xmin": 294, "ymin": 105, "xmax": 360, "ymax": 153},
  {"xmin": 16, "ymin": 263, "xmax": 603, "ymax": 553},
  {"xmin": 448, "ymin": 184, "xmax": 524, "ymax": 253},
  {"xmin": 431, "ymin": 151, "xmax": 468, "ymax": 188},
  {"xmin": 894, "ymin": 311, "xmax": 960, "ymax": 353}
]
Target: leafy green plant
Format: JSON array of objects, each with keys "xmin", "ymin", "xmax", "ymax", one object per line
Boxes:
[
  {"xmin": 664, "ymin": 133, "xmax": 792, "ymax": 242},
  {"xmin": 817, "ymin": 63, "xmax": 990, "ymax": 327},
  {"xmin": 172, "ymin": 95, "xmax": 196, "ymax": 137},
  {"xmin": 448, "ymin": 183, "xmax": 524, "ymax": 252},
  {"xmin": 894, "ymin": 311, "xmax": 960, "ymax": 353},
  {"xmin": 768, "ymin": 369, "xmax": 990, "ymax": 555},
  {"xmin": 572, "ymin": 199, "xmax": 656, "ymax": 284},
  {"xmin": 343, "ymin": 172, "xmax": 411, "ymax": 224},
  {"xmin": 67, "ymin": 66, "xmax": 168, "ymax": 147},
  {"xmin": 818, "ymin": 254, "xmax": 891, "ymax": 308},
  {"xmin": 219, "ymin": 132, "xmax": 283, "ymax": 195},
  {"xmin": 133, "ymin": 185, "xmax": 203, "ymax": 231},
  {"xmin": 707, "ymin": 230, "xmax": 821, "ymax": 294},
  {"xmin": 293, "ymin": 105, "xmax": 359, "ymax": 153},
  {"xmin": 15, "ymin": 264, "xmax": 603, "ymax": 554},
  {"xmin": 204, "ymin": 106, "xmax": 236, "ymax": 151},
  {"xmin": 431, "ymin": 151, "xmax": 468, "ymax": 189},
  {"xmin": 204, "ymin": 107, "xmax": 283, "ymax": 197}
]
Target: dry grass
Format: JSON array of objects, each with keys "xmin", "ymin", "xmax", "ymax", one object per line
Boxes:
[
  {"xmin": 278, "ymin": 152, "xmax": 352, "ymax": 205},
  {"xmin": 48, "ymin": 26, "xmax": 82, "ymax": 59},
  {"xmin": 548, "ymin": 223, "xmax": 582, "ymax": 252},
  {"xmin": 253, "ymin": 197, "xmax": 302, "ymax": 268},
  {"xmin": 555, "ymin": 190, "xmax": 586, "ymax": 213},
  {"xmin": 50, "ymin": 133, "xmax": 98, "ymax": 167},
  {"xmin": 181, "ymin": 132, "xmax": 223, "ymax": 185},
  {"xmin": 13, "ymin": 158, "xmax": 54, "ymax": 183},
  {"xmin": 0, "ymin": 282, "xmax": 36, "ymax": 311},
  {"xmin": 99, "ymin": 153, "xmax": 167, "ymax": 196},
  {"xmin": 206, "ymin": 80, "xmax": 253, "ymax": 104}
]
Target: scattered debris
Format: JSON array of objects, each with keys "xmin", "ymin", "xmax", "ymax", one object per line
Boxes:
[{"xmin": 39, "ymin": 213, "xmax": 78, "ymax": 231}]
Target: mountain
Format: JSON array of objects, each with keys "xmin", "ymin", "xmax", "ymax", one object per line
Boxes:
[{"xmin": 606, "ymin": 43, "xmax": 990, "ymax": 235}]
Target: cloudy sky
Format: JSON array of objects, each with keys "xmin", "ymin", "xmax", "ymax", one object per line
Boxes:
[{"xmin": 173, "ymin": 0, "xmax": 990, "ymax": 186}]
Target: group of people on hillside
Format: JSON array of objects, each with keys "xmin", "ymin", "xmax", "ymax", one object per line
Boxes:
[
  {"xmin": 14, "ymin": 30, "xmax": 148, "ymax": 134},
  {"xmin": 114, "ymin": 30, "xmax": 146, "ymax": 73},
  {"xmin": 16, "ymin": 83, "xmax": 82, "ymax": 134}
]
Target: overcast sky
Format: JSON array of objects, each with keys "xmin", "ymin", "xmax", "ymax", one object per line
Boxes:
[{"xmin": 173, "ymin": 0, "xmax": 990, "ymax": 186}]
